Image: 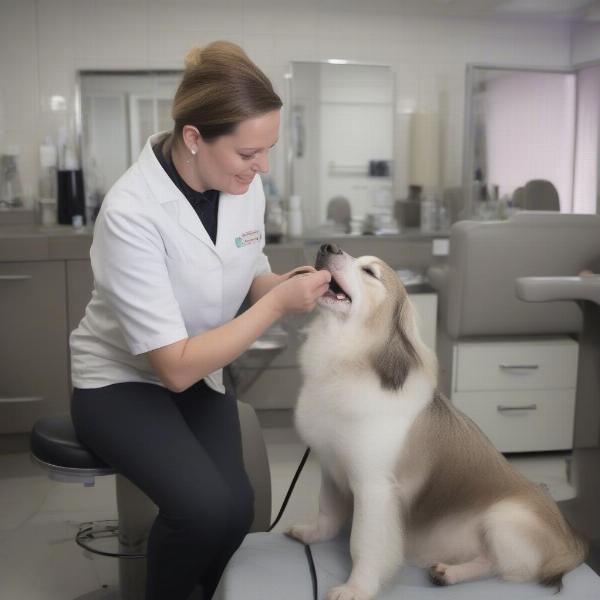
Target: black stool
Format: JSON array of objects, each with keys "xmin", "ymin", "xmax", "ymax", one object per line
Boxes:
[
  {"xmin": 30, "ymin": 414, "xmax": 157, "ymax": 600},
  {"xmin": 29, "ymin": 402, "xmax": 272, "ymax": 600},
  {"xmin": 30, "ymin": 414, "xmax": 114, "ymax": 483}
]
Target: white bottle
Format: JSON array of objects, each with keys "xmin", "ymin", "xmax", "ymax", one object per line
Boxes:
[
  {"xmin": 420, "ymin": 192, "xmax": 437, "ymax": 233},
  {"xmin": 287, "ymin": 194, "xmax": 303, "ymax": 238},
  {"xmin": 39, "ymin": 136, "xmax": 57, "ymax": 194}
]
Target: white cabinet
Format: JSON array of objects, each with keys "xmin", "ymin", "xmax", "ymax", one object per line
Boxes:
[
  {"xmin": 409, "ymin": 293, "xmax": 437, "ymax": 352},
  {"xmin": 449, "ymin": 337, "xmax": 578, "ymax": 452}
]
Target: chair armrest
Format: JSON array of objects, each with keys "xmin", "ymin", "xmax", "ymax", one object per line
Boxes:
[
  {"xmin": 516, "ymin": 276, "xmax": 600, "ymax": 306},
  {"xmin": 426, "ymin": 266, "xmax": 448, "ymax": 293},
  {"xmin": 238, "ymin": 401, "xmax": 272, "ymax": 532}
]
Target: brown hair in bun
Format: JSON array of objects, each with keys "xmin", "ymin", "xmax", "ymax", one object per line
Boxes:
[{"xmin": 172, "ymin": 40, "xmax": 282, "ymax": 145}]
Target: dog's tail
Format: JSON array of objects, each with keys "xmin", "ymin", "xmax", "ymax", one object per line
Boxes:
[{"xmin": 539, "ymin": 526, "xmax": 588, "ymax": 592}]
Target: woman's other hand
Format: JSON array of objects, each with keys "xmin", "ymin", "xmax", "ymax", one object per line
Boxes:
[{"xmin": 268, "ymin": 269, "xmax": 331, "ymax": 316}]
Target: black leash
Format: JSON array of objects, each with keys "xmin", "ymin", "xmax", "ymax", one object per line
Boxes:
[
  {"xmin": 268, "ymin": 446, "xmax": 318, "ymax": 600},
  {"xmin": 268, "ymin": 446, "xmax": 311, "ymax": 531}
]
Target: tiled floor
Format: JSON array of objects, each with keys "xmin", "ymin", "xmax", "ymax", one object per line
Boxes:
[{"xmin": 0, "ymin": 430, "xmax": 575, "ymax": 600}]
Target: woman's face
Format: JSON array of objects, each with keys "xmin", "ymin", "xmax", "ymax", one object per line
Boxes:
[{"xmin": 190, "ymin": 109, "xmax": 280, "ymax": 194}]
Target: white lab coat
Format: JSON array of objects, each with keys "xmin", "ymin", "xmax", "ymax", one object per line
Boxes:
[{"xmin": 70, "ymin": 132, "xmax": 271, "ymax": 393}]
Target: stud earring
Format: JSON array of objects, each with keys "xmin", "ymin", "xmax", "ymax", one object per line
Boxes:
[{"xmin": 186, "ymin": 147, "xmax": 197, "ymax": 164}]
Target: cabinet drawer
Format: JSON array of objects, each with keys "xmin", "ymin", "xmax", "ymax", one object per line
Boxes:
[
  {"xmin": 453, "ymin": 389, "xmax": 575, "ymax": 452},
  {"xmin": 454, "ymin": 338, "xmax": 578, "ymax": 392},
  {"xmin": 0, "ymin": 261, "xmax": 69, "ymax": 432}
]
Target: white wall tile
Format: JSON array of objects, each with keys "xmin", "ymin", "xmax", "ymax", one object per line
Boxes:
[
  {"xmin": 0, "ymin": 0, "xmax": 39, "ymax": 206},
  {"xmin": 274, "ymin": 34, "xmax": 318, "ymax": 64},
  {"xmin": 243, "ymin": 0, "xmax": 318, "ymax": 35},
  {"xmin": 147, "ymin": 0, "xmax": 243, "ymax": 33},
  {"xmin": 242, "ymin": 33, "xmax": 277, "ymax": 68},
  {"xmin": 572, "ymin": 21, "xmax": 600, "ymax": 66},
  {"xmin": 0, "ymin": 0, "xmax": 580, "ymax": 203},
  {"xmin": 146, "ymin": 28, "xmax": 243, "ymax": 66}
]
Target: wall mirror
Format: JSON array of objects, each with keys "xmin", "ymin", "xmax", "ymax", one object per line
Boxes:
[
  {"xmin": 463, "ymin": 65, "xmax": 582, "ymax": 217},
  {"xmin": 288, "ymin": 61, "xmax": 395, "ymax": 235},
  {"xmin": 79, "ymin": 71, "xmax": 180, "ymax": 202}
]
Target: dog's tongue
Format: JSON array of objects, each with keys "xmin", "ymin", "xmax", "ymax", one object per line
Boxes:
[{"xmin": 324, "ymin": 288, "xmax": 349, "ymax": 301}]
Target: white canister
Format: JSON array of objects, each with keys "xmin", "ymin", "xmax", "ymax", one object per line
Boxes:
[
  {"xmin": 420, "ymin": 198, "xmax": 436, "ymax": 233},
  {"xmin": 39, "ymin": 198, "xmax": 57, "ymax": 226},
  {"xmin": 350, "ymin": 216, "xmax": 364, "ymax": 235},
  {"xmin": 287, "ymin": 195, "xmax": 303, "ymax": 237}
]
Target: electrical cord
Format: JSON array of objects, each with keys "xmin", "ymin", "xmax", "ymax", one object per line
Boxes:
[{"xmin": 268, "ymin": 446, "xmax": 317, "ymax": 600}]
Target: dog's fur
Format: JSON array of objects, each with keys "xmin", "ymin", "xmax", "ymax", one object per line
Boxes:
[{"xmin": 286, "ymin": 246, "xmax": 587, "ymax": 600}]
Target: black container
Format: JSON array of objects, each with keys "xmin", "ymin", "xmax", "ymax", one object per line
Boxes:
[{"xmin": 57, "ymin": 169, "xmax": 86, "ymax": 225}]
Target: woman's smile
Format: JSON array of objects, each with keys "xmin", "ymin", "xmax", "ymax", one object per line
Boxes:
[{"xmin": 235, "ymin": 174, "xmax": 255, "ymax": 184}]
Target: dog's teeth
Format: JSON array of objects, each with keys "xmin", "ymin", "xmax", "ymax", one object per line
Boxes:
[{"xmin": 336, "ymin": 293, "xmax": 346, "ymax": 300}]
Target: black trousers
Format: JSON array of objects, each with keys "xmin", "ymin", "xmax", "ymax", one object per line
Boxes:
[{"xmin": 71, "ymin": 380, "xmax": 254, "ymax": 600}]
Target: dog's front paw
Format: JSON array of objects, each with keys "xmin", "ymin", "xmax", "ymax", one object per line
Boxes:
[
  {"xmin": 285, "ymin": 523, "xmax": 323, "ymax": 545},
  {"xmin": 326, "ymin": 583, "xmax": 372, "ymax": 600},
  {"xmin": 429, "ymin": 563, "xmax": 455, "ymax": 586}
]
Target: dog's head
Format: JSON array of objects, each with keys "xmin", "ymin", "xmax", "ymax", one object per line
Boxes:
[{"xmin": 312, "ymin": 243, "xmax": 437, "ymax": 391}]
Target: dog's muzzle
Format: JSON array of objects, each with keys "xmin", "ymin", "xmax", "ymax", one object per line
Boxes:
[
  {"xmin": 315, "ymin": 243, "xmax": 351, "ymax": 303},
  {"xmin": 315, "ymin": 243, "xmax": 343, "ymax": 271}
]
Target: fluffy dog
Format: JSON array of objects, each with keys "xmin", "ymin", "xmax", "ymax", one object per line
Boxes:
[{"xmin": 286, "ymin": 243, "xmax": 587, "ymax": 600}]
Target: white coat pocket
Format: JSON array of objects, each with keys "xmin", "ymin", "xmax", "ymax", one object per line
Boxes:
[{"xmin": 164, "ymin": 255, "xmax": 224, "ymax": 335}]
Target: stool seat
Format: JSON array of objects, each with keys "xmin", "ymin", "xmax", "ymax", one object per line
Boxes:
[
  {"xmin": 30, "ymin": 414, "xmax": 113, "ymax": 472},
  {"xmin": 215, "ymin": 532, "xmax": 600, "ymax": 600}
]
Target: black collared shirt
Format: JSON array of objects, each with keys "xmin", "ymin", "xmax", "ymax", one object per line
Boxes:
[{"xmin": 153, "ymin": 136, "xmax": 220, "ymax": 245}]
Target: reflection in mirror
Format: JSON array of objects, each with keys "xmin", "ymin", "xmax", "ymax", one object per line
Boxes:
[
  {"xmin": 288, "ymin": 61, "xmax": 395, "ymax": 236},
  {"xmin": 79, "ymin": 71, "xmax": 180, "ymax": 221},
  {"xmin": 463, "ymin": 66, "xmax": 576, "ymax": 218}
]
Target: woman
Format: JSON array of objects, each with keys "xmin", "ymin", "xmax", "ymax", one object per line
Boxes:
[{"xmin": 69, "ymin": 41, "xmax": 330, "ymax": 600}]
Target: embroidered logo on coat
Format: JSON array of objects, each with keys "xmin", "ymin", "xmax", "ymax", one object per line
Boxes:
[{"xmin": 235, "ymin": 229, "xmax": 262, "ymax": 248}]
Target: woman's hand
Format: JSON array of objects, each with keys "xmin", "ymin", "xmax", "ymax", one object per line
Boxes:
[
  {"xmin": 267, "ymin": 269, "xmax": 331, "ymax": 316},
  {"xmin": 282, "ymin": 265, "xmax": 318, "ymax": 279}
]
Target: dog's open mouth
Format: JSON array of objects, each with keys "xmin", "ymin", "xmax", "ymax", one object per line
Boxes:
[{"xmin": 323, "ymin": 275, "xmax": 351, "ymax": 303}]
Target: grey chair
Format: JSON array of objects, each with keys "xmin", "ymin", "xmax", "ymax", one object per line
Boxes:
[
  {"xmin": 30, "ymin": 401, "xmax": 271, "ymax": 600},
  {"xmin": 523, "ymin": 179, "xmax": 560, "ymax": 211},
  {"xmin": 512, "ymin": 185, "xmax": 525, "ymax": 208},
  {"xmin": 326, "ymin": 196, "xmax": 351, "ymax": 233},
  {"xmin": 427, "ymin": 213, "xmax": 600, "ymax": 441},
  {"xmin": 428, "ymin": 212, "xmax": 600, "ymax": 342},
  {"xmin": 442, "ymin": 185, "xmax": 466, "ymax": 224}
]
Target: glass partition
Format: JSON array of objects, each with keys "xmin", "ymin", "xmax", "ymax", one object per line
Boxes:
[
  {"xmin": 463, "ymin": 66, "xmax": 576, "ymax": 217},
  {"xmin": 288, "ymin": 61, "xmax": 395, "ymax": 236}
]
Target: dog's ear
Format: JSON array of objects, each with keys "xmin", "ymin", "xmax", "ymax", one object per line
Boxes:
[{"xmin": 371, "ymin": 297, "xmax": 421, "ymax": 391}]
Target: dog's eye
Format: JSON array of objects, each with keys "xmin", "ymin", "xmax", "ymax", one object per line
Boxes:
[{"xmin": 362, "ymin": 267, "xmax": 377, "ymax": 279}]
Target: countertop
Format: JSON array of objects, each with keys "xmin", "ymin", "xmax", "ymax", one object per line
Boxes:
[{"xmin": 0, "ymin": 223, "xmax": 449, "ymax": 263}]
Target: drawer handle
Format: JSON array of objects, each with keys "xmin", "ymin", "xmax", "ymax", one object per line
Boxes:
[
  {"xmin": 0, "ymin": 396, "xmax": 44, "ymax": 404},
  {"xmin": 0, "ymin": 275, "xmax": 32, "ymax": 281},
  {"xmin": 499, "ymin": 364, "xmax": 539, "ymax": 370},
  {"xmin": 497, "ymin": 404, "xmax": 538, "ymax": 412}
]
